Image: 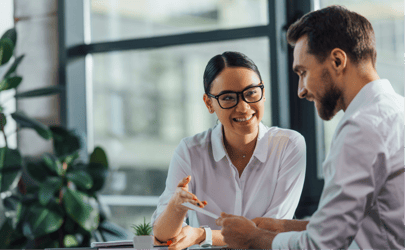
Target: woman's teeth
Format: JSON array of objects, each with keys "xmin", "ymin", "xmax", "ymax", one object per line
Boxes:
[{"xmin": 234, "ymin": 115, "xmax": 254, "ymax": 122}]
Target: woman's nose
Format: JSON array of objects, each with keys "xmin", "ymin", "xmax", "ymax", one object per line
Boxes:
[{"xmin": 235, "ymin": 94, "xmax": 250, "ymax": 111}]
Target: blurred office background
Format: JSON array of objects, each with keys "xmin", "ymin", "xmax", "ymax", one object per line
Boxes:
[{"xmin": 1, "ymin": 0, "xmax": 403, "ymax": 237}]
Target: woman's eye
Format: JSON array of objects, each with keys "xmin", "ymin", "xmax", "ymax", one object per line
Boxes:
[
  {"xmin": 301, "ymin": 71, "xmax": 306, "ymax": 77},
  {"xmin": 221, "ymin": 95, "xmax": 236, "ymax": 101}
]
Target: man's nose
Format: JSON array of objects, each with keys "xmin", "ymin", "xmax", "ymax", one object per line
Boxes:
[{"xmin": 297, "ymin": 81, "xmax": 307, "ymax": 99}]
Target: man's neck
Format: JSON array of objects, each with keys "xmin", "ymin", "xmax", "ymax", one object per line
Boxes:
[{"xmin": 340, "ymin": 63, "xmax": 379, "ymax": 111}]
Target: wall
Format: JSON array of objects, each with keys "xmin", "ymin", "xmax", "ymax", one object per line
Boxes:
[{"xmin": 15, "ymin": 0, "xmax": 60, "ymax": 156}]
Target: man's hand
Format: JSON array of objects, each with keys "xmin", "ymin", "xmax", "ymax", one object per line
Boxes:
[
  {"xmin": 155, "ymin": 225, "xmax": 205, "ymax": 250},
  {"xmin": 251, "ymin": 217, "xmax": 284, "ymax": 233},
  {"xmin": 215, "ymin": 212, "xmax": 259, "ymax": 249}
]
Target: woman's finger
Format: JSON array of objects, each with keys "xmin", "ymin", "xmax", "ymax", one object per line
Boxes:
[
  {"xmin": 177, "ymin": 175, "xmax": 191, "ymax": 188},
  {"xmin": 179, "ymin": 191, "xmax": 203, "ymax": 207}
]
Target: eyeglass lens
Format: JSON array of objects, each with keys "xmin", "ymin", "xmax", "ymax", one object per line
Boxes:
[{"xmin": 218, "ymin": 86, "xmax": 262, "ymax": 108}]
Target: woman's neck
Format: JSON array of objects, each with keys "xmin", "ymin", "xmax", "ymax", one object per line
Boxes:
[{"xmin": 222, "ymin": 126, "xmax": 259, "ymax": 158}]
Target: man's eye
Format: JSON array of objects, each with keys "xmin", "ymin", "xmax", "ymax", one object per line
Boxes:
[{"xmin": 301, "ymin": 71, "xmax": 306, "ymax": 77}]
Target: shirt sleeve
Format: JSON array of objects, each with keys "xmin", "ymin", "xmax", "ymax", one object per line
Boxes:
[
  {"xmin": 151, "ymin": 139, "xmax": 192, "ymax": 228},
  {"xmin": 272, "ymin": 119, "xmax": 387, "ymax": 249},
  {"xmin": 262, "ymin": 132, "xmax": 306, "ymax": 219}
]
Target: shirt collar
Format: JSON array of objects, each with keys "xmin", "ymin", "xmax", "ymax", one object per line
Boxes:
[
  {"xmin": 211, "ymin": 122, "xmax": 268, "ymax": 163},
  {"xmin": 340, "ymin": 79, "xmax": 394, "ymax": 123}
]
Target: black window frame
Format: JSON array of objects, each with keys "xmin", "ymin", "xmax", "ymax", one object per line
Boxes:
[{"xmin": 58, "ymin": 0, "xmax": 324, "ymax": 218}]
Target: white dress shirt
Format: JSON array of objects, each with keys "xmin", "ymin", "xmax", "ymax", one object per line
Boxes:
[
  {"xmin": 151, "ymin": 122, "xmax": 306, "ymax": 230},
  {"xmin": 273, "ymin": 79, "xmax": 404, "ymax": 249}
]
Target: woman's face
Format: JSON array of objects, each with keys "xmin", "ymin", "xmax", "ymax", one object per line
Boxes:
[{"xmin": 203, "ymin": 67, "xmax": 265, "ymax": 139}]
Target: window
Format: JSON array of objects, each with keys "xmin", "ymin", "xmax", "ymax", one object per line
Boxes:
[
  {"xmin": 315, "ymin": 0, "xmax": 404, "ymax": 161},
  {"xmin": 91, "ymin": 0, "xmax": 268, "ymax": 42},
  {"xmin": 87, "ymin": 0, "xmax": 273, "ymax": 231}
]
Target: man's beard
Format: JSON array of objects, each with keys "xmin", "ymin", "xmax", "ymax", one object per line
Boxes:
[{"xmin": 317, "ymin": 69, "xmax": 342, "ymax": 121}]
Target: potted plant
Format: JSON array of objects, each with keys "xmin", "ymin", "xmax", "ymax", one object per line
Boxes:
[
  {"xmin": 132, "ymin": 217, "xmax": 154, "ymax": 249},
  {"xmin": 0, "ymin": 28, "xmax": 128, "ymax": 248}
]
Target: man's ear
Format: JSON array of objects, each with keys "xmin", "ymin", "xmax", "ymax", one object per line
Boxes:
[
  {"xmin": 203, "ymin": 94, "xmax": 214, "ymax": 113},
  {"xmin": 330, "ymin": 48, "xmax": 347, "ymax": 73}
]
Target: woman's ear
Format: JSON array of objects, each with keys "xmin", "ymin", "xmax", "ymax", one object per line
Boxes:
[{"xmin": 203, "ymin": 94, "xmax": 214, "ymax": 113}]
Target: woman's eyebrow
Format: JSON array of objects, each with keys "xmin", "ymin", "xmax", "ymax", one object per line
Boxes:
[{"xmin": 217, "ymin": 83, "xmax": 259, "ymax": 95}]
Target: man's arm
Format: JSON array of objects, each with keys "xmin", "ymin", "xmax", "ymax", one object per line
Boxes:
[{"xmin": 252, "ymin": 217, "xmax": 309, "ymax": 232}]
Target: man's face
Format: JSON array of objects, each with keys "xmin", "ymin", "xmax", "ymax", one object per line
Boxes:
[{"xmin": 292, "ymin": 36, "xmax": 343, "ymax": 121}]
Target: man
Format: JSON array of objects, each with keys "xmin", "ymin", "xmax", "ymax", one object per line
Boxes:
[{"xmin": 216, "ymin": 5, "xmax": 404, "ymax": 249}]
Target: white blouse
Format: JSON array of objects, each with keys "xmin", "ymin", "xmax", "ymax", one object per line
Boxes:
[{"xmin": 151, "ymin": 122, "xmax": 306, "ymax": 230}]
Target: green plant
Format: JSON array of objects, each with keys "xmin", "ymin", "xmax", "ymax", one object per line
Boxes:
[
  {"xmin": 132, "ymin": 217, "xmax": 153, "ymax": 236},
  {"xmin": 0, "ymin": 28, "xmax": 114, "ymax": 248}
]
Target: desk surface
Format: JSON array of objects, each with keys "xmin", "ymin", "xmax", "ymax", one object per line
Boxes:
[{"xmin": 46, "ymin": 246, "xmax": 226, "ymax": 250}]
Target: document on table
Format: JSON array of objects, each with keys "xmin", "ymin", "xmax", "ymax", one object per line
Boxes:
[{"xmin": 181, "ymin": 202, "xmax": 220, "ymax": 219}]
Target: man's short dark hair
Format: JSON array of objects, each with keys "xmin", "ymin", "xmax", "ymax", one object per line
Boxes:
[{"xmin": 287, "ymin": 5, "xmax": 376, "ymax": 67}]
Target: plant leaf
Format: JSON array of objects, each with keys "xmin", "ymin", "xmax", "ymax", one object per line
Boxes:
[
  {"xmin": 42, "ymin": 153, "xmax": 64, "ymax": 176},
  {"xmin": 0, "ymin": 219, "xmax": 13, "ymax": 248},
  {"xmin": 66, "ymin": 170, "xmax": 93, "ymax": 190},
  {"xmin": 89, "ymin": 146, "xmax": 108, "ymax": 168},
  {"xmin": 25, "ymin": 157, "xmax": 55, "ymax": 182},
  {"xmin": 50, "ymin": 126, "xmax": 81, "ymax": 157},
  {"xmin": 85, "ymin": 163, "xmax": 109, "ymax": 194},
  {"xmin": 21, "ymin": 202, "xmax": 63, "ymax": 239},
  {"xmin": 63, "ymin": 151, "xmax": 80, "ymax": 166},
  {"xmin": 0, "ymin": 112, "xmax": 6, "ymax": 128},
  {"xmin": 62, "ymin": 187, "xmax": 99, "ymax": 231},
  {"xmin": 4, "ymin": 54, "xmax": 24, "ymax": 78},
  {"xmin": 0, "ymin": 76, "xmax": 22, "ymax": 91},
  {"xmin": 11, "ymin": 111, "xmax": 52, "ymax": 140},
  {"xmin": 0, "ymin": 38, "xmax": 14, "ymax": 66},
  {"xmin": 1, "ymin": 28, "xmax": 17, "ymax": 46},
  {"xmin": 39, "ymin": 176, "xmax": 63, "ymax": 206},
  {"xmin": 0, "ymin": 147, "xmax": 23, "ymax": 193},
  {"xmin": 14, "ymin": 85, "xmax": 64, "ymax": 98},
  {"xmin": 64, "ymin": 234, "xmax": 79, "ymax": 247}
]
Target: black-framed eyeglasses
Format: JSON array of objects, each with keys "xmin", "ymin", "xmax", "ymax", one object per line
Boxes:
[{"xmin": 207, "ymin": 84, "xmax": 264, "ymax": 109}]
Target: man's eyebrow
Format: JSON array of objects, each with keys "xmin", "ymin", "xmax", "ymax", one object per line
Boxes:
[{"xmin": 217, "ymin": 83, "xmax": 258, "ymax": 95}]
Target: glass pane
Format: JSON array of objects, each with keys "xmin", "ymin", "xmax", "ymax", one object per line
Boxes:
[
  {"xmin": 90, "ymin": 0, "xmax": 268, "ymax": 42},
  {"xmin": 317, "ymin": 0, "xmax": 404, "ymax": 158},
  {"xmin": 91, "ymin": 38, "xmax": 271, "ymax": 231}
]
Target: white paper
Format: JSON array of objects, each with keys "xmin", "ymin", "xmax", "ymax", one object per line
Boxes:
[{"xmin": 181, "ymin": 202, "xmax": 220, "ymax": 219}]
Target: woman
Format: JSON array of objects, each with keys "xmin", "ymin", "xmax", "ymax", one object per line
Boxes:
[{"xmin": 151, "ymin": 51, "xmax": 306, "ymax": 249}]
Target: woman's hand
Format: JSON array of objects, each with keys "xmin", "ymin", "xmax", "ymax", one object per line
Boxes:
[
  {"xmin": 170, "ymin": 175, "xmax": 207, "ymax": 213},
  {"xmin": 162, "ymin": 225, "xmax": 205, "ymax": 250}
]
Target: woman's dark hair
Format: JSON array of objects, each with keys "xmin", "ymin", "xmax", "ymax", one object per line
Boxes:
[
  {"xmin": 287, "ymin": 5, "xmax": 376, "ymax": 67},
  {"xmin": 203, "ymin": 51, "xmax": 262, "ymax": 94}
]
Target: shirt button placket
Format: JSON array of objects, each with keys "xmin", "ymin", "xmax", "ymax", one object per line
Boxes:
[{"xmin": 234, "ymin": 187, "xmax": 242, "ymax": 216}]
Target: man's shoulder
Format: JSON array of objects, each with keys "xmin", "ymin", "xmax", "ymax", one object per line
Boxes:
[
  {"xmin": 349, "ymin": 91, "xmax": 403, "ymax": 128},
  {"xmin": 336, "ymin": 91, "xmax": 403, "ymax": 150}
]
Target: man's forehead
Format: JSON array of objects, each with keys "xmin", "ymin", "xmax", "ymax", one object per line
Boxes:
[
  {"xmin": 292, "ymin": 36, "xmax": 309, "ymax": 68},
  {"xmin": 293, "ymin": 36, "xmax": 308, "ymax": 57}
]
